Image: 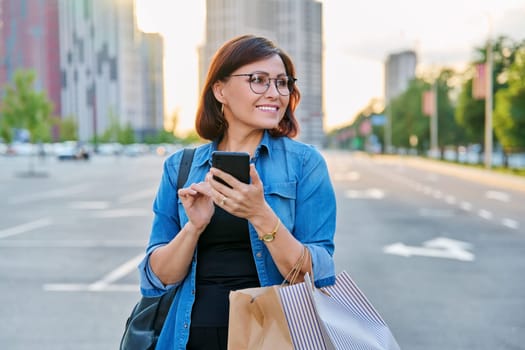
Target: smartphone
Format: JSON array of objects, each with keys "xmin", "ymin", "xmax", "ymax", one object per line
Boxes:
[{"xmin": 211, "ymin": 151, "xmax": 250, "ymax": 188}]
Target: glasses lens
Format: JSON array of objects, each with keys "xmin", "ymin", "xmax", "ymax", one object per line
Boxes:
[
  {"xmin": 276, "ymin": 77, "xmax": 292, "ymax": 96},
  {"xmin": 249, "ymin": 74, "xmax": 270, "ymax": 94}
]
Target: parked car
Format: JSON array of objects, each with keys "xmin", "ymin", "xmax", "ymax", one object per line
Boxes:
[{"xmin": 56, "ymin": 141, "xmax": 90, "ymax": 161}]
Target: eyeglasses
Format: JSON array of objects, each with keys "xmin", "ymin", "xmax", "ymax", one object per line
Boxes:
[{"xmin": 229, "ymin": 72, "xmax": 297, "ymax": 96}]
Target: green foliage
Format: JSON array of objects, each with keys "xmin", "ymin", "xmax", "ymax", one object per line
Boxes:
[
  {"xmin": 98, "ymin": 113, "xmax": 121, "ymax": 143},
  {"xmin": 455, "ymin": 79, "xmax": 485, "ymax": 143},
  {"xmin": 494, "ymin": 47, "xmax": 525, "ymax": 152},
  {"xmin": 456, "ymin": 36, "xmax": 522, "ymax": 145},
  {"xmin": 179, "ymin": 130, "xmax": 202, "ymax": 145},
  {"xmin": 437, "ymin": 69, "xmax": 465, "ymax": 146},
  {"xmin": 144, "ymin": 129, "xmax": 177, "ymax": 144},
  {"xmin": 52, "ymin": 116, "xmax": 78, "ymax": 141},
  {"xmin": 118, "ymin": 123, "xmax": 135, "ymax": 145},
  {"xmin": 0, "ymin": 69, "xmax": 53, "ymax": 143},
  {"xmin": 390, "ymin": 78, "xmax": 430, "ymax": 150}
]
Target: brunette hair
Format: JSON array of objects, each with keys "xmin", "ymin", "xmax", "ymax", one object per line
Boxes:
[{"xmin": 195, "ymin": 35, "xmax": 300, "ymax": 140}]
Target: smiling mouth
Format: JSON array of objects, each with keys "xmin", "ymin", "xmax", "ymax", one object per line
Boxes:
[{"xmin": 257, "ymin": 106, "xmax": 279, "ymax": 112}]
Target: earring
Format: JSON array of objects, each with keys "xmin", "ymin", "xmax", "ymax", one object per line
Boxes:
[{"xmin": 220, "ymin": 104, "xmax": 224, "ymax": 115}]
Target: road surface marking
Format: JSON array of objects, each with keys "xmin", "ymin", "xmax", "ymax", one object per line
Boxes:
[
  {"xmin": 418, "ymin": 208, "xmax": 455, "ymax": 217},
  {"xmin": 8, "ymin": 184, "xmax": 89, "ymax": 204},
  {"xmin": 502, "ymin": 218, "xmax": 519, "ymax": 230},
  {"xmin": 69, "ymin": 201, "xmax": 111, "ymax": 209},
  {"xmin": 459, "ymin": 201, "xmax": 472, "ymax": 211},
  {"xmin": 0, "ymin": 239, "xmax": 145, "ymax": 247},
  {"xmin": 345, "ymin": 188, "xmax": 385, "ymax": 199},
  {"xmin": 383, "ymin": 237, "xmax": 474, "ymax": 261},
  {"xmin": 478, "ymin": 209, "xmax": 493, "ymax": 220},
  {"xmin": 43, "ymin": 254, "xmax": 144, "ymax": 292},
  {"xmin": 118, "ymin": 188, "xmax": 156, "ymax": 204},
  {"xmin": 0, "ymin": 218, "xmax": 53, "ymax": 239},
  {"xmin": 92, "ymin": 208, "xmax": 151, "ymax": 218},
  {"xmin": 485, "ymin": 190, "xmax": 510, "ymax": 202}
]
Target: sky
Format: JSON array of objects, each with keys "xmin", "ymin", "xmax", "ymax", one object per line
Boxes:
[{"xmin": 135, "ymin": 0, "xmax": 525, "ymax": 134}]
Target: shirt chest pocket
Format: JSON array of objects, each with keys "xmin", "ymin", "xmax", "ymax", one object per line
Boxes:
[{"xmin": 264, "ymin": 181, "xmax": 297, "ymax": 229}]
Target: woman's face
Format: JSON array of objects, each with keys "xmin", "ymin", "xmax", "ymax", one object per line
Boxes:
[{"xmin": 214, "ymin": 55, "xmax": 290, "ymax": 133}]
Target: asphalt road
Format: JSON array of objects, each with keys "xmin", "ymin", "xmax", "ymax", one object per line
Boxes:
[{"xmin": 1, "ymin": 152, "xmax": 524, "ymax": 349}]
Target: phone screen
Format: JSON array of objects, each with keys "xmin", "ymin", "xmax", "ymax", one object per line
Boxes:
[{"xmin": 211, "ymin": 151, "xmax": 250, "ymax": 187}]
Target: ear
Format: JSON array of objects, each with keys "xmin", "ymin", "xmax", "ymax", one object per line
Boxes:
[{"xmin": 212, "ymin": 81, "xmax": 226, "ymax": 104}]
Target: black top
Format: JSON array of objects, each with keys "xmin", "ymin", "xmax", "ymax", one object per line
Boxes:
[{"xmin": 190, "ymin": 206, "xmax": 260, "ymax": 327}]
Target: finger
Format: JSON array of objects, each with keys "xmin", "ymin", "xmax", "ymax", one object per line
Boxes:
[
  {"xmin": 210, "ymin": 168, "xmax": 238, "ymax": 190},
  {"xmin": 249, "ymin": 164, "xmax": 262, "ymax": 186}
]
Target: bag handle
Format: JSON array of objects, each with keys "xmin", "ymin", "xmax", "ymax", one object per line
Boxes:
[{"xmin": 283, "ymin": 245, "xmax": 312, "ymax": 285}]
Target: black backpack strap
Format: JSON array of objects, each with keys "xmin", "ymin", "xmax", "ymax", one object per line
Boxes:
[
  {"xmin": 151, "ymin": 147, "xmax": 195, "ymax": 337},
  {"xmin": 177, "ymin": 148, "xmax": 196, "ymax": 190}
]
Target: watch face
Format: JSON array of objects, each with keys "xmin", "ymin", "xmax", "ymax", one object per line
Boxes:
[{"xmin": 262, "ymin": 234, "xmax": 274, "ymax": 242}]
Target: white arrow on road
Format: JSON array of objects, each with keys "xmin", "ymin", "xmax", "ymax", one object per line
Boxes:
[{"xmin": 383, "ymin": 237, "xmax": 474, "ymax": 262}]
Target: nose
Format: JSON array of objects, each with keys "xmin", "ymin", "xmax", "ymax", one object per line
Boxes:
[{"xmin": 264, "ymin": 79, "xmax": 280, "ymax": 97}]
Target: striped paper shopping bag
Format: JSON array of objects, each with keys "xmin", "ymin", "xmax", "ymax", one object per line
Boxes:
[{"xmin": 278, "ymin": 271, "xmax": 400, "ymax": 350}]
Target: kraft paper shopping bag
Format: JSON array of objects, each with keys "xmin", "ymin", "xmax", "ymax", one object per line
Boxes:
[{"xmin": 228, "ymin": 285, "xmax": 294, "ymax": 350}]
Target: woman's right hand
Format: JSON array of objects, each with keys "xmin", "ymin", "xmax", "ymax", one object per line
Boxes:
[{"xmin": 178, "ymin": 182, "xmax": 214, "ymax": 233}]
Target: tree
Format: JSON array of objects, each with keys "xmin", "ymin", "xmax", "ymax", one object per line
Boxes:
[
  {"xmin": 456, "ymin": 36, "xmax": 522, "ymax": 146},
  {"xmin": 389, "ymin": 78, "xmax": 430, "ymax": 151},
  {"xmin": 55, "ymin": 116, "xmax": 79, "ymax": 141},
  {"xmin": 493, "ymin": 46, "xmax": 525, "ymax": 153},
  {"xmin": 0, "ymin": 69, "xmax": 53, "ymax": 143}
]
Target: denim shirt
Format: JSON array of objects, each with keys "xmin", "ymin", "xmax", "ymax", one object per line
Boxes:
[{"xmin": 137, "ymin": 131, "xmax": 337, "ymax": 349}]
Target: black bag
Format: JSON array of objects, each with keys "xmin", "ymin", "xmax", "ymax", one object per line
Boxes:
[{"xmin": 119, "ymin": 148, "xmax": 195, "ymax": 350}]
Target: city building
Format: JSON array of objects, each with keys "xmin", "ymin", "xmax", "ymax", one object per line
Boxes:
[
  {"xmin": 384, "ymin": 50, "xmax": 417, "ymax": 102},
  {"xmin": 1, "ymin": 0, "xmax": 165, "ymax": 143},
  {"xmin": 383, "ymin": 50, "xmax": 417, "ymax": 152},
  {"xmin": 201, "ymin": 0, "xmax": 325, "ymax": 147},
  {"xmin": 0, "ymin": 0, "xmax": 61, "ymax": 115},
  {"xmin": 141, "ymin": 32, "xmax": 165, "ymax": 139}
]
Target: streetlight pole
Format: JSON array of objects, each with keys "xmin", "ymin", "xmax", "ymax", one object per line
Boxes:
[
  {"xmin": 484, "ymin": 15, "xmax": 493, "ymax": 169},
  {"xmin": 430, "ymin": 77, "xmax": 438, "ymax": 157}
]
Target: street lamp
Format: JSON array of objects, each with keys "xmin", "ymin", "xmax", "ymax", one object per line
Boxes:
[{"xmin": 484, "ymin": 14, "xmax": 494, "ymax": 169}]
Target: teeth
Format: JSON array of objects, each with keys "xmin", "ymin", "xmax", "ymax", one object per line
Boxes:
[{"xmin": 258, "ymin": 106, "xmax": 277, "ymax": 111}]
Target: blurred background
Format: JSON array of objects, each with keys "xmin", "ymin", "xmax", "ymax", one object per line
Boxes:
[{"xmin": 1, "ymin": 1, "xmax": 524, "ymax": 349}]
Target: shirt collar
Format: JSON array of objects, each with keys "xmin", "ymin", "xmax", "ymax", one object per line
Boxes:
[{"xmin": 200, "ymin": 130, "xmax": 273, "ymax": 166}]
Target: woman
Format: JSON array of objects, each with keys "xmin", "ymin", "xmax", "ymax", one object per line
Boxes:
[{"xmin": 138, "ymin": 34, "xmax": 337, "ymax": 350}]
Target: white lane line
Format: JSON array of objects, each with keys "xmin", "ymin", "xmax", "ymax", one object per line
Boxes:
[
  {"xmin": 345, "ymin": 188, "xmax": 385, "ymax": 199},
  {"xmin": 43, "ymin": 254, "xmax": 144, "ymax": 292},
  {"xmin": 459, "ymin": 201, "xmax": 472, "ymax": 211},
  {"xmin": 478, "ymin": 209, "xmax": 493, "ymax": 220},
  {"xmin": 485, "ymin": 190, "xmax": 510, "ymax": 203},
  {"xmin": 43, "ymin": 283, "xmax": 139, "ymax": 292},
  {"xmin": 8, "ymin": 184, "xmax": 89, "ymax": 204},
  {"xmin": 445, "ymin": 195, "xmax": 456, "ymax": 205},
  {"xmin": 118, "ymin": 188, "xmax": 156, "ymax": 204},
  {"xmin": 0, "ymin": 239, "xmax": 145, "ymax": 248},
  {"xmin": 92, "ymin": 208, "xmax": 151, "ymax": 218},
  {"xmin": 88, "ymin": 254, "xmax": 144, "ymax": 291},
  {"xmin": 69, "ymin": 201, "xmax": 110, "ymax": 210},
  {"xmin": 0, "ymin": 218, "xmax": 53, "ymax": 239},
  {"xmin": 502, "ymin": 218, "xmax": 519, "ymax": 230}
]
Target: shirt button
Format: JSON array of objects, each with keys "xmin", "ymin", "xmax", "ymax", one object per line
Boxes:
[
  {"xmin": 256, "ymin": 252, "xmax": 262, "ymax": 258},
  {"xmin": 184, "ymin": 323, "xmax": 188, "ymax": 328},
  {"xmin": 191, "ymin": 289, "xmax": 195, "ymax": 295}
]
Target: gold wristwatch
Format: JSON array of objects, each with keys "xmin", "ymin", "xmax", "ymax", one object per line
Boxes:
[{"xmin": 259, "ymin": 218, "xmax": 281, "ymax": 243}]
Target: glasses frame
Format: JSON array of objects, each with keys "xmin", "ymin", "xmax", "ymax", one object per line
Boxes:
[{"xmin": 229, "ymin": 73, "xmax": 297, "ymax": 96}]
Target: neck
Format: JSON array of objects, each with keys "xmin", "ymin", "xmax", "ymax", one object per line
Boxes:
[{"xmin": 219, "ymin": 129, "xmax": 264, "ymax": 157}]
